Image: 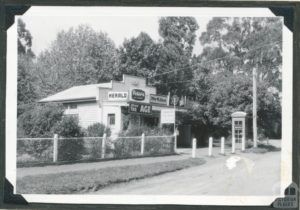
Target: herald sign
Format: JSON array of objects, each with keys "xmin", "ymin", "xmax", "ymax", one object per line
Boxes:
[
  {"xmin": 108, "ymin": 92, "xmax": 128, "ymax": 101},
  {"xmin": 161, "ymin": 109, "xmax": 175, "ymax": 124}
]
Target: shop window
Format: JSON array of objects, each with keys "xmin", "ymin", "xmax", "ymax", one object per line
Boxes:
[
  {"xmin": 108, "ymin": 114, "xmax": 115, "ymax": 126},
  {"xmin": 70, "ymin": 104, "xmax": 77, "ymax": 109}
]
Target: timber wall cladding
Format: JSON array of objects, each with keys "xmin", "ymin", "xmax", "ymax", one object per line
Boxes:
[{"xmin": 77, "ymin": 102, "xmax": 102, "ymax": 128}]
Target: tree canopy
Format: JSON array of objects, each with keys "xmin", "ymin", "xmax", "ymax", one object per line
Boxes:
[
  {"xmin": 152, "ymin": 17, "xmax": 199, "ymax": 95},
  {"xmin": 117, "ymin": 32, "xmax": 160, "ymax": 79},
  {"xmin": 189, "ymin": 17, "xmax": 282, "ymax": 138},
  {"xmin": 17, "ymin": 19, "xmax": 37, "ymax": 116},
  {"xmin": 34, "ymin": 25, "xmax": 119, "ymax": 98}
]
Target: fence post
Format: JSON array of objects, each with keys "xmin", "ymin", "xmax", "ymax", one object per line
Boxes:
[
  {"xmin": 53, "ymin": 134, "xmax": 58, "ymax": 162},
  {"xmin": 220, "ymin": 137, "xmax": 225, "ymax": 155},
  {"xmin": 141, "ymin": 133, "xmax": 145, "ymax": 155},
  {"xmin": 192, "ymin": 138, "xmax": 197, "ymax": 158},
  {"xmin": 101, "ymin": 133, "xmax": 107, "ymax": 159},
  {"xmin": 208, "ymin": 137, "xmax": 213, "ymax": 156}
]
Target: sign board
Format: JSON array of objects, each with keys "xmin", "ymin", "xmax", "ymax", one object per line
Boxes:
[
  {"xmin": 129, "ymin": 102, "xmax": 152, "ymax": 115},
  {"xmin": 150, "ymin": 94, "xmax": 168, "ymax": 105},
  {"xmin": 161, "ymin": 109, "xmax": 175, "ymax": 124},
  {"xmin": 107, "ymin": 92, "xmax": 128, "ymax": 101},
  {"xmin": 129, "ymin": 88, "xmax": 150, "ymax": 103},
  {"xmin": 169, "ymin": 95, "xmax": 186, "ymax": 107}
]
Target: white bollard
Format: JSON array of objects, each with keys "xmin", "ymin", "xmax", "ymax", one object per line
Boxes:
[
  {"xmin": 242, "ymin": 136, "xmax": 245, "ymax": 152},
  {"xmin": 220, "ymin": 137, "xmax": 225, "ymax": 155},
  {"xmin": 192, "ymin": 138, "xmax": 197, "ymax": 158},
  {"xmin": 101, "ymin": 133, "xmax": 107, "ymax": 159},
  {"xmin": 208, "ymin": 137, "xmax": 213, "ymax": 156},
  {"xmin": 53, "ymin": 134, "xmax": 58, "ymax": 162},
  {"xmin": 141, "ymin": 133, "xmax": 145, "ymax": 155},
  {"xmin": 232, "ymin": 135, "xmax": 236, "ymax": 154}
]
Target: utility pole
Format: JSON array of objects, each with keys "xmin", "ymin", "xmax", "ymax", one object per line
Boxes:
[
  {"xmin": 253, "ymin": 66, "xmax": 257, "ymax": 148},
  {"xmin": 253, "ymin": 52, "xmax": 262, "ymax": 148},
  {"xmin": 173, "ymin": 95, "xmax": 178, "ymax": 152}
]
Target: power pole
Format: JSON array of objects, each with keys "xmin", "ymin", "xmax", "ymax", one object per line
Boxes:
[
  {"xmin": 253, "ymin": 52, "xmax": 262, "ymax": 148},
  {"xmin": 253, "ymin": 65, "xmax": 257, "ymax": 148}
]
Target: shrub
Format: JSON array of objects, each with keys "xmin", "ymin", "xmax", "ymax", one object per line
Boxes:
[
  {"xmin": 17, "ymin": 103, "xmax": 64, "ymax": 138},
  {"xmin": 17, "ymin": 139, "xmax": 53, "ymax": 162},
  {"xmin": 119, "ymin": 125, "xmax": 172, "ymax": 137},
  {"xmin": 85, "ymin": 123, "xmax": 111, "ymax": 137},
  {"xmin": 53, "ymin": 115, "xmax": 85, "ymax": 161},
  {"xmin": 144, "ymin": 136, "xmax": 174, "ymax": 155},
  {"xmin": 113, "ymin": 126, "xmax": 173, "ymax": 158},
  {"xmin": 113, "ymin": 137, "xmax": 141, "ymax": 158}
]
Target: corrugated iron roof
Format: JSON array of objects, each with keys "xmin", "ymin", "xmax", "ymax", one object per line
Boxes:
[{"xmin": 39, "ymin": 82, "xmax": 112, "ymax": 103}]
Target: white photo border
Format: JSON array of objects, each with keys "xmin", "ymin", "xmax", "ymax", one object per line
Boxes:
[{"xmin": 6, "ymin": 6, "xmax": 293, "ymax": 206}]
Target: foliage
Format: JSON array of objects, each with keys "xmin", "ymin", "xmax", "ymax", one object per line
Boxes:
[
  {"xmin": 119, "ymin": 125, "xmax": 172, "ymax": 137},
  {"xmin": 53, "ymin": 115, "xmax": 84, "ymax": 137},
  {"xmin": 17, "ymin": 19, "xmax": 37, "ymax": 116},
  {"xmin": 117, "ymin": 32, "xmax": 160, "ymax": 79},
  {"xmin": 198, "ymin": 17, "xmax": 282, "ymax": 89},
  {"xmin": 53, "ymin": 115, "xmax": 85, "ymax": 161},
  {"xmin": 17, "ymin": 55, "xmax": 38, "ymax": 116},
  {"xmin": 190, "ymin": 17, "xmax": 282, "ymax": 138},
  {"xmin": 34, "ymin": 25, "xmax": 119, "ymax": 98},
  {"xmin": 114, "ymin": 126, "xmax": 173, "ymax": 158},
  {"xmin": 85, "ymin": 123, "xmax": 111, "ymax": 137},
  {"xmin": 144, "ymin": 136, "xmax": 174, "ymax": 155},
  {"xmin": 113, "ymin": 137, "xmax": 141, "ymax": 158},
  {"xmin": 18, "ymin": 19, "xmax": 34, "ymax": 57},
  {"xmin": 17, "ymin": 139, "xmax": 53, "ymax": 162},
  {"xmin": 17, "ymin": 103, "xmax": 64, "ymax": 138},
  {"xmin": 152, "ymin": 17, "xmax": 199, "ymax": 96}
]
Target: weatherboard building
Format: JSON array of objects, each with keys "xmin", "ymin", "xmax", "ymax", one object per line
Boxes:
[{"xmin": 39, "ymin": 74, "xmax": 187, "ymax": 136}]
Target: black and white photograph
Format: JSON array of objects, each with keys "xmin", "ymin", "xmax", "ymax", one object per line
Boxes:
[{"xmin": 5, "ymin": 6, "xmax": 293, "ymax": 205}]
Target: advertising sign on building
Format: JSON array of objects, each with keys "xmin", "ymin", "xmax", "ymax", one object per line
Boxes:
[
  {"xmin": 129, "ymin": 102, "xmax": 152, "ymax": 115},
  {"xmin": 108, "ymin": 92, "xmax": 128, "ymax": 101},
  {"xmin": 169, "ymin": 95, "xmax": 186, "ymax": 107},
  {"xmin": 150, "ymin": 94, "xmax": 168, "ymax": 105},
  {"xmin": 131, "ymin": 89, "xmax": 145, "ymax": 101},
  {"xmin": 129, "ymin": 88, "xmax": 150, "ymax": 103},
  {"xmin": 161, "ymin": 109, "xmax": 175, "ymax": 124}
]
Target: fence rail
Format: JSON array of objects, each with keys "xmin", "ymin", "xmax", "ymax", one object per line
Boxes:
[{"xmin": 17, "ymin": 133, "xmax": 175, "ymax": 166}]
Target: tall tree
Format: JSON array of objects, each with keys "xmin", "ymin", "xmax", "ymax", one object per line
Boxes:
[
  {"xmin": 17, "ymin": 19, "xmax": 37, "ymax": 116},
  {"xmin": 117, "ymin": 32, "xmax": 160, "ymax": 79},
  {"xmin": 18, "ymin": 19, "xmax": 34, "ymax": 57},
  {"xmin": 35, "ymin": 25, "xmax": 119, "ymax": 97},
  {"xmin": 190, "ymin": 17, "xmax": 282, "ymax": 138},
  {"xmin": 152, "ymin": 17, "xmax": 199, "ymax": 96},
  {"xmin": 199, "ymin": 17, "xmax": 282, "ymax": 89}
]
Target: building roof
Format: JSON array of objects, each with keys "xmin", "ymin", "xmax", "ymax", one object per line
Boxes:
[
  {"xmin": 39, "ymin": 82, "xmax": 112, "ymax": 103},
  {"xmin": 231, "ymin": 111, "xmax": 247, "ymax": 118}
]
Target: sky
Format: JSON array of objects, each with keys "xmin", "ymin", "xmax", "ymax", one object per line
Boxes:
[{"xmin": 20, "ymin": 16, "xmax": 211, "ymax": 56}]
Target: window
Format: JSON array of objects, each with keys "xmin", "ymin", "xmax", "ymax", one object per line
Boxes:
[
  {"xmin": 70, "ymin": 104, "xmax": 77, "ymax": 109},
  {"xmin": 108, "ymin": 114, "xmax": 115, "ymax": 126}
]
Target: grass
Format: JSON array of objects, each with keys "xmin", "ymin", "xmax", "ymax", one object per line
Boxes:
[
  {"xmin": 244, "ymin": 143, "xmax": 281, "ymax": 154},
  {"xmin": 17, "ymin": 152, "xmax": 177, "ymax": 168},
  {"xmin": 17, "ymin": 158, "xmax": 205, "ymax": 194}
]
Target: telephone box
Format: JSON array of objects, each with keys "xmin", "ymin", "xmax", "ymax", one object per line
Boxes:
[{"xmin": 231, "ymin": 111, "xmax": 247, "ymax": 153}]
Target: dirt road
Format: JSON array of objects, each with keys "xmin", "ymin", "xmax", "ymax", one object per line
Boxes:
[{"xmin": 95, "ymin": 151, "xmax": 281, "ymax": 195}]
